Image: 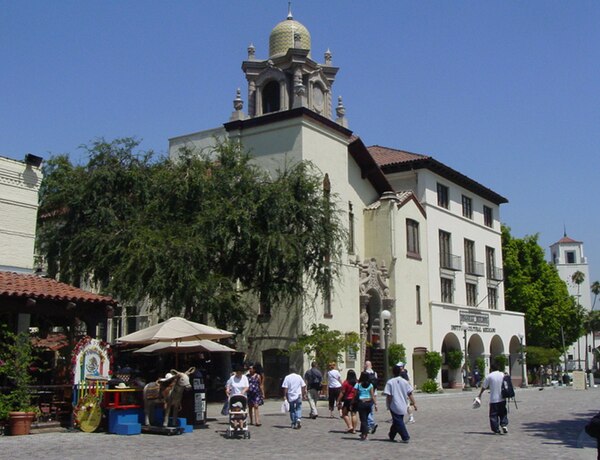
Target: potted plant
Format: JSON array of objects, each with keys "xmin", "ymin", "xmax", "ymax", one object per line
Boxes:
[
  {"xmin": 0, "ymin": 329, "xmax": 38, "ymax": 435},
  {"xmin": 446, "ymin": 349, "xmax": 463, "ymax": 388}
]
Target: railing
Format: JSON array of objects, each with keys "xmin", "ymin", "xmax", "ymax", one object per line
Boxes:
[
  {"xmin": 440, "ymin": 253, "xmax": 462, "ymax": 271},
  {"xmin": 465, "ymin": 261, "xmax": 484, "ymax": 277},
  {"xmin": 488, "ymin": 266, "xmax": 503, "ymax": 281}
]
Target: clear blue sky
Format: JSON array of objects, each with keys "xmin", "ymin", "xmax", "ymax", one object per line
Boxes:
[{"xmin": 2, "ymin": 1, "xmax": 599, "ymax": 282}]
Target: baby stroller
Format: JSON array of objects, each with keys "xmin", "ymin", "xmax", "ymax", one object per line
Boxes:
[{"xmin": 226, "ymin": 394, "xmax": 250, "ymax": 439}]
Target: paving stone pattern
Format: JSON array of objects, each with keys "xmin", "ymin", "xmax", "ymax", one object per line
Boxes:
[{"xmin": 1, "ymin": 386, "xmax": 598, "ymax": 459}]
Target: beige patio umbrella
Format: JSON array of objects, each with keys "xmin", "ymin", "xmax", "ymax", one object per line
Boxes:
[
  {"xmin": 117, "ymin": 316, "xmax": 234, "ymax": 344},
  {"xmin": 132, "ymin": 339, "xmax": 236, "ymax": 354},
  {"xmin": 117, "ymin": 316, "xmax": 234, "ymax": 367}
]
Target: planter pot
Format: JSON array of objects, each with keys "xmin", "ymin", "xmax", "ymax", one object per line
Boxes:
[{"xmin": 8, "ymin": 411, "xmax": 34, "ymax": 436}]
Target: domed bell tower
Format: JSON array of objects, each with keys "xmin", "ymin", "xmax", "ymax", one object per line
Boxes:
[{"xmin": 241, "ymin": 8, "xmax": 339, "ymax": 120}]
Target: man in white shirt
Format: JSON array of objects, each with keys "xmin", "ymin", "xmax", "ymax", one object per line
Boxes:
[
  {"xmin": 477, "ymin": 363, "xmax": 508, "ymax": 434},
  {"xmin": 383, "ymin": 364, "xmax": 417, "ymax": 443},
  {"xmin": 282, "ymin": 367, "xmax": 307, "ymax": 429}
]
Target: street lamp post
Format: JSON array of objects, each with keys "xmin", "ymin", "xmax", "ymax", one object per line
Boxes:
[
  {"xmin": 518, "ymin": 333, "xmax": 527, "ymax": 388},
  {"xmin": 461, "ymin": 322, "xmax": 471, "ymax": 391},
  {"xmin": 382, "ymin": 309, "xmax": 392, "ymax": 384}
]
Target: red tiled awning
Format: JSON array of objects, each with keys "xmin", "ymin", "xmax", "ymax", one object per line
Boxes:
[{"xmin": 0, "ymin": 271, "xmax": 117, "ymax": 306}]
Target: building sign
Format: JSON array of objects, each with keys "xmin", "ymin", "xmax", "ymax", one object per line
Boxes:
[{"xmin": 459, "ymin": 310, "xmax": 489, "ymax": 327}]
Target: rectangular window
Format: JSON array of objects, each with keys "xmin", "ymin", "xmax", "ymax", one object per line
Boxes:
[
  {"xmin": 486, "ymin": 246, "xmax": 495, "ymax": 279},
  {"xmin": 462, "ymin": 195, "xmax": 472, "ymax": 219},
  {"xmin": 441, "ymin": 278, "xmax": 453, "ymax": 303},
  {"xmin": 566, "ymin": 251, "xmax": 576, "ymax": 264},
  {"xmin": 416, "ymin": 285, "xmax": 422, "ymax": 324},
  {"xmin": 406, "ymin": 219, "xmax": 420, "ymax": 257},
  {"xmin": 439, "ymin": 230, "xmax": 452, "ymax": 269},
  {"xmin": 488, "ymin": 287, "xmax": 498, "ymax": 310},
  {"xmin": 466, "ymin": 282, "xmax": 477, "ymax": 306},
  {"xmin": 437, "ymin": 183, "xmax": 449, "ymax": 209},
  {"xmin": 464, "ymin": 239, "xmax": 475, "ymax": 274},
  {"xmin": 348, "ymin": 202, "xmax": 355, "ymax": 255},
  {"xmin": 483, "ymin": 205, "xmax": 493, "ymax": 227}
]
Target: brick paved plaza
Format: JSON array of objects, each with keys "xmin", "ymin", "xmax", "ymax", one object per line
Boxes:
[{"xmin": 1, "ymin": 386, "xmax": 598, "ymax": 459}]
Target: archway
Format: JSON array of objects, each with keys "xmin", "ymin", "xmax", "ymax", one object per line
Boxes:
[
  {"xmin": 508, "ymin": 335, "xmax": 524, "ymax": 385},
  {"xmin": 262, "ymin": 348, "xmax": 288, "ymax": 398},
  {"xmin": 490, "ymin": 334, "xmax": 505, "ymax": 371},
  {"xmin": 262, "ymin": 81, "xmax": 280, "ymax": 113},
  {"xmin": 441, "ymin": 332, "xmax": 462, "ymax": 388}
]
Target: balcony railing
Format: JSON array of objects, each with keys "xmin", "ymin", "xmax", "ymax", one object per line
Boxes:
[
  {"xmin": 487, "ymin": 266, "xmax": 503, "ymax": 281},
  {"xmin": 440, "ymin": 253, "xmax": 462, "ymax": 271},
  {"xmin": 465, "ymin": 261, "xmax": 484, "ymax": 277}
]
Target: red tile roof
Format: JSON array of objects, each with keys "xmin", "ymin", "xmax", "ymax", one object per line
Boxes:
[
  {"xmin": 367, "ymin": 145, "xmax": 508, "ymax": 205},
  {"xmin": 557, "ymin": 236, "xmax": 581, "ymax": 244},
  {"xmin": 0, "ymin": 271, "xmax": 117, "ymax": 306},
  {"xmin": 368, "ymin": 145, "xmax": 430, "ymax": 166}
]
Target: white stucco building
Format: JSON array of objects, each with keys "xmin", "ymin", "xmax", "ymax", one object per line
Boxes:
[
  {"xmin": 167, "ymin": 11, "xmax": 526, "ymax": 392},
  {"xmin": 0, "ymin": 155, "xmax": 43, "ymax": 273},
  {"xmin": 550, "ymin": 234, "xmax": 595, "ymax": 371}
]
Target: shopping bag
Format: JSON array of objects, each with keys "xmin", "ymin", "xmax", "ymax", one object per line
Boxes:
[
  {"xmin": 221, "ymin": 400, "xmax": 229, "ymax": 416},
  {"xmin": 472, "ymin": 397, "xmax": 481, "ymax": 409},
  {"xmin": 280, "ymin": 400, "xmax": 290, "ymax": 413}
]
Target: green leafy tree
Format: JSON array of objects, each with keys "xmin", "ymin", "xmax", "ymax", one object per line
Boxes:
[
  {"xmin": 387, "ymin": 343, "xmax": 406, "ymax": 368},
  {"xmin": 423, "ymin": 351, "xmax": 442, "ymax": 380},
  {"xmin": 502, "ymin": 225, "xmax": 585, "ymax": 348},
  {"xmin": 446, "ymin": 349, "xmax": 463, "ymax": 370},
  {"xmin": 591, "ymin": 281, "xmax": 600, "ymax": 310},
  {"xmin": 290, "ymin": 323, "xmax": 359, "ymax": 374},
  {"xmin": 523, "ymin": 346, "xmax": 562, "ymax": 367},
  {"xmin": 37, "ymin": 139, "xmax": 346, "ymax": 331}
]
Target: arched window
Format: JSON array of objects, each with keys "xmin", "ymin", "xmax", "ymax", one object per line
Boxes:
[{"xmin": 262, "ymin": 81, "xmax": 280, "ymax": 114}]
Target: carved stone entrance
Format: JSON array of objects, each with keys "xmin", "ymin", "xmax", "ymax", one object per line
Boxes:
[{"xmin": 358, "ymin": 258, "xmax": 396, "ymax": 368}]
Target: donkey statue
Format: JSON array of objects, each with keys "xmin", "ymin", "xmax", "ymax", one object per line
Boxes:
[{"xmin": 143, "ymin": 367, "xmax": 195, "ymax": 427}]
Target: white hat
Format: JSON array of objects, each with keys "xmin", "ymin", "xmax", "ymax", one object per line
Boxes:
[
  {"xmin": 396, "ymin": 362, "xmax": 405, "ymax": 367},
  {"xmin": 116, "ymin": 382, "xmax": 128, "ymax": 389},
  {"xmin": 159, "ymin": 372, "xmax": 174, "ymax": 382},
  {"xmin": 232, "ymin": 401, "xmax": 243, "ymax": 408}
]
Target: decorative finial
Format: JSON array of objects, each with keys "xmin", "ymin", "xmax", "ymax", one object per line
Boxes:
[
  {"xmin": 230, "ymin": 88, "xmax": 245, "ymax": 121},
  {"xmin": 287, "ymin": 1, "xmax": 293, "ymax": 20},
  {"xmin": 336, "ymin": 96, "xmax": 348, "ymax": 128},
  {"xmin": 247, "ymin": 43, "xmax": 255, "ymax": 60},
  {"xmin": 324, "ymin": 48, "xmax": 332, "ymax": 65},
  {"xmin": 563, "ymin": 223, "xmax": 567, "ymax": 238}
]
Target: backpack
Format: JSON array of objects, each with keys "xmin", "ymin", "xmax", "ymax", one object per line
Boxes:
[
  {"xmin": 585, "ymin": 412, "xmax": 600, "ymax": 438},
  {"xmin": 501, "ymin": 374, "xmax": 515, "ymax": 399},
  {"xmin": 307, "ymin": 369, "xmax": 322, "ymax": 389},
  {"xmin": 367, "ymin": 371, "xmax": 378, "ymax": 389}
]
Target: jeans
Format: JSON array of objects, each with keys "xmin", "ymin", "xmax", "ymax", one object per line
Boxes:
[
  {"xmin": 357, "ymin": 400, "xmax": 373, "ymax": 436},
  {"xmin": 289, "ymin": 398, "xmax": 302, "ymax": 426},
  {"xmin": 367, "ymin": 403, "xmax": 375, "ymax": 429},
  {"xmin": 489, "ymin": 401, "xmax": 508, "ymax": 433},
  {"xmin": 307, "ymin": 388, "xmax": 319, "ymax": 416},
  {"xmin": 389, "ymin": 410, "xmax": 410, "ymax": 441}
]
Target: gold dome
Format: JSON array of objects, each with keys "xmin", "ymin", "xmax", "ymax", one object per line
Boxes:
[{"xmin": 269, "ymin": 17, "xmax": 311, "ymax": 58}]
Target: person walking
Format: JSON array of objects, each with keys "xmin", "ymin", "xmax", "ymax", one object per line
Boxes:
[
  {"xmin": 355, "ymin": 371, "xmax": 377, "ymax": 440},
  {"xmin": 336, "ymin": 369, "xmax": 358, "ymax": 433},
  {"xmin": 383, "ymin": 364, "xmax": 417, "ymax": 443},
  {"xmin": 363, "ymin": 360, "xmax": 379, "ymax": 433},
  {"xmin": 282, "ymin": 367, "xmax": 307, "ymax": 429},
  {"xmin": 304, "ymin": 361, "xmax": 322, "ymax": 419},
  {"xmin": 246, "ymin": 364, "xmax": 264, "ymax": 426},
  {"xmin": 476, "ymin": 363, "xmax": 509, "ymax": 434},
  {"xmin": 397, "ymin": 361, "xmax": 415, "ymax": 423},
  {"xmin": 327, "ymin": 362, "xmax": 343, "ymax": 418}
]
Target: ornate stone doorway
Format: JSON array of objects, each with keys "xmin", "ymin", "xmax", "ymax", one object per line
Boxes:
[{"xmin": 358, "ymin": 258, "xmax": 395, "ymax": 372}]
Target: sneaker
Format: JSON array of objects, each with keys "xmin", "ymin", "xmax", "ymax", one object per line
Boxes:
[
  {"xmin": 400, "ymin": 439, "xmax": 410, "ymax": 444},
  {"xmin": 291, "ymin": 423, "xmax": 296, "ymax": 429},
  {"xmin": 371, "ymin": 424, "xmax": 378, "ymax": 434},
  {"xmin": 408, "ymin": 416, "xmax": 415, "ymax": 423},
  {"xmin": 493, "ymin": 430, "xmax": 503, "ymax": 435},
  {"xmin": 501, "ymin": 426, "xmax": 508, "ymax": 434},
  {"xmin": 296, "ymin": 422, "xmax": 301, "ymax": 429}
]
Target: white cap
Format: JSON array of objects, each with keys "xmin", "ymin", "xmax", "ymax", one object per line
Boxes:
[{"xmin": 396, "ymin": 362, "xmax": 405, "ymax": 367}]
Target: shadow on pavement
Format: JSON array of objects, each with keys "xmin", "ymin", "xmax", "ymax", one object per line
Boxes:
[{"xmin": 520, "ymin": 410, "xmax": 597, "ymax": 449}]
